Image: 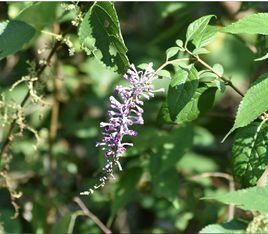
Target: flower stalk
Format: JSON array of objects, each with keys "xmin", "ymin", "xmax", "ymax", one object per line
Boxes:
[{"xmin": 81, "ymin": 63, "xmax": 164, "ymax": 195}]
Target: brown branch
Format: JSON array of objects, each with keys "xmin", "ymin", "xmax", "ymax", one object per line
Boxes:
[
  {"xmin": 190, "ymin": 172, "xmax": 235, "ymax": 221},
  {"xmin": 0, "ymin": 25, "xmax": 73, "ymax": 160},
  {"xmin": 0, "ymin": 40, "xmax": 61, "ymax": 160},
  {"xmin": 73, "ymin": 197, "xmax": 112, "ymax": 234}
]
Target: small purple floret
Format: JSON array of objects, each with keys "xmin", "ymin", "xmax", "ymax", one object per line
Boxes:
[{"xmin": 82, "ymin": 63, "xmax": 164, "ymax": 194}]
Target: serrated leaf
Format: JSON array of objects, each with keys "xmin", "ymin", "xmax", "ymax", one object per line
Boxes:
[
  {"xmin": 199, "ymin": 220, "xmax": 247, "ymax": 234},
  {"xmin": 186, "ymin": 15, "xmax": 215, "ymax": 45},
  {"xmin": 16, "ymin": 2, "xmax": 58, "ymax": 30},
  {"xmin": 254, "ymin": 52, "xmax": 268, "ymax": 61},
  {"xmin": 224, "ymin": 73, "xmax": 268, "ymax": 140},
  {"xmin": 156, "ymin": 69, "xmax": 171, "ymax": 78},
  {"xmin": 79, "ymin": 2, "xmax": 129, "ymax": 74},
  {"xmin": 167, "ymin": 65, "xmax": 199, "ymax": 120},
  {"xmin": 233, "ymin": 122, "xmax": 268, "ymax": 186},
  {"xmin": 222, "ymin": 13, "xmax": 268, "ymax": 35},
  {"xmin": 204, "ymin": 186, "xmax": 268, "ymax": 213},
  {"xmin": 0, "ymin": 20, "xmax": 35, "ymax": 60},
  {"xmin": 193, "ymin": 25, "xmax": 217, "ymax": 48},
  {"xmin": 166, "ymin": 47, "xmax": 179, "ymax": 60}
]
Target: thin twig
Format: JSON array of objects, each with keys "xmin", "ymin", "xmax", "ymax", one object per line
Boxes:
[
  {"xmin": 0, "ymin": 41, "xmax": 61, "ymax": 159},
  {"xmin": 0, "ymin": 25, "xmax": 72, "ymax": 159},
  {"xmin": 155, "ymin": 58, "xmax": 190, "ymax": 73},
  {"xmin": 185, "ymin": 47, "xmax": 245, "ymax": 97},
  {"xmin": 190, "ymin": 172, "xmax": 235, "ymax": 221},
  {"xmin": 73, "ymin": 197, "xmax": 112, "ymax": 234}
]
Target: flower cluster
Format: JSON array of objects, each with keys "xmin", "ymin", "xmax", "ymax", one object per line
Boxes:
[{"xmin": 81, "ymin": 63, "xmax": 164, "ymax": 195}]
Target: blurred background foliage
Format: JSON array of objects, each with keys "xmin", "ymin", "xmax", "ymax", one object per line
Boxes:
[{"xmin": 0, "ymin": 2, "xmax": 268, "ymax": 233}]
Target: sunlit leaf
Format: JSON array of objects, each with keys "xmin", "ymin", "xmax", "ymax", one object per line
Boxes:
[
  {"xmin": 222, "ymin": 13, "xmax": 268, "ymax": 35},
  {"xmin": 79, "ymin": 2, "xmax": 129, "ymax": 74},
  {"xmin": 167, "ymin": 65, "xmax": 199, "ymax": 120},
  {"xmin": 204, "ymin": 186, "xmax": 268, "ymax": 213},
  {"xmin": 224, "ymin": 73, "xmax": 268, "ymax": 140}
]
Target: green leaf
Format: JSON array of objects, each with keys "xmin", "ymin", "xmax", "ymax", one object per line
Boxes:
[
  {"xmin": 176, "ymin": 86, "xmax": 216, "ymax": 124},
  {"xmin": 199, "ymin": 71, "xmax": 217, "ymax": 82},
  {"xmin": 166, "ymin": 47, "xmax": 179, "ymax": 60},
  {"xmin": 215, "ymin": 80, "xmax": 226, "ymax": 93},
  {"xmin": 50, "ymin": 211, "xmax": 83, "ymax": 234},
  {"xmin": 79, "ymin": 2, "xmax": 129, "ymax": 74},
  {"xmin": 199, "ymin": 220, "xmax": 247, "ymax": 234},
  {"xmin": 192, "ymin": 47, "xmax": 210, "ymax": 55},
  {"xmin": 204, "ymin": 186, "xmax": 268, "ymax": 213},
  {"xmin": 176, "ymin": 39, "xmax": 183, "ymax": 48},
  {"xmin": 137, "ymin": 63, "xmax": 150, "ymax": 70},
  {"xmin": 224, "ymin": 73, "xmax": 268, "ymax": 140},
  {"xmin": 16, "ymin": 2, "xmax": 58, "ymax": 30},
  {"xmin": 167, "ymin": 65, "xmax": 199, "ymax": 121},
  {"xmin": 156, "ymin": 69, "xmax": 171, "ymax": 78},
  {"xmin": 158, "ymin": 86, "xmax": 217, "ymax": 125},
  {"xmin": 0, "ymin": 20, "xmax": 35, "ymax": 60},
  {"xmin": 193, "ymin": 25, "xmax": 217, "ymax": 48},
  {"xmin": 222, "ymin": 13, "xmax": 268, "ymax": 35},
  {"xmin": 213, "ymin": 63, "xmax": 224, "ymax": 76},
  {"xmin": 186, "ymin": 15, "xmax": 215, "ymax": 45},
  {"xmin": 254, "ymin": 52, "xmax": 268, "ymax": 61},
  {"xmin": 233, "ymin": 122, "xmax": 268, "ymax": 186}
]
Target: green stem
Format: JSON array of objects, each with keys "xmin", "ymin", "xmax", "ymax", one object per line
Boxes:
[{"xmin": 155, "ymin": 58, "xmax": 190, "ymax": 73}]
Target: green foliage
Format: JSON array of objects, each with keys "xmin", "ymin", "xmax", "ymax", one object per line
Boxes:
[
  {"xmin": 222, "ymin": 13, "xmax": 268, "ymax": 35},
  {"xmin": 199, "ymin": 220, "xmax": 247, "ymax": 234},
  {"xmin": 166, "ymin": 47, "xmax": 180, "ymax": 60},
  {"xmin": 186, "ymin": 15, "xmax": 215, "ymax": 47},
  {"xmin": 204, "ymin": 186, "xmax": 268, "ymax": 213},
  {"xmin": 160, "ymin": 85, "xmax": 216, "ymax": 124},
  {"xmin": 224, "ymin": 74, "xmax": 268, "ymax": 139},
  {"xmin": 0, "ymin": 20, "xmax": 35, "ymax": 60},
  {"xmin": 233, "ymin": 122, "xmax": 268, "ymax": 186},
  {"xmin": 16, "ymin": 2, "xmax": 58, "ymax": 30},
  {"xmin": 156, "ymin": 69, "xmax": 171, "ymax": 78},
  {"xmin": 1, "ymin": 3, "xmax": 268, "ymax": 233},
  {"xmin": 167, "ymin": 65, "xmax": 199, "ymax": 120},
  {"xmin": 193, "ymin": 25, "xmax": 217, "ymax": 49},
  {"xmin": 79, "ymin": 2, "xmax": 129, "ymax": 74}
]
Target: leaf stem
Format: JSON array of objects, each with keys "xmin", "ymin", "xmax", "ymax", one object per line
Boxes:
[
  {"xmin": 155, "ymin": 58, "xmax": 190, "ymax": 73},
  {"xmin": 73, "ymin": 197, "xmax": 112, "ymax": 234},
  {"xmin": 184, "ymin": 47, "xmax": 244, "ymax": 97}
]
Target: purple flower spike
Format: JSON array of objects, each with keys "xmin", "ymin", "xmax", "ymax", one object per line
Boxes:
[{"xmin": 81, "ymin": 63, "xmax": 164, "ymax": 195}]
